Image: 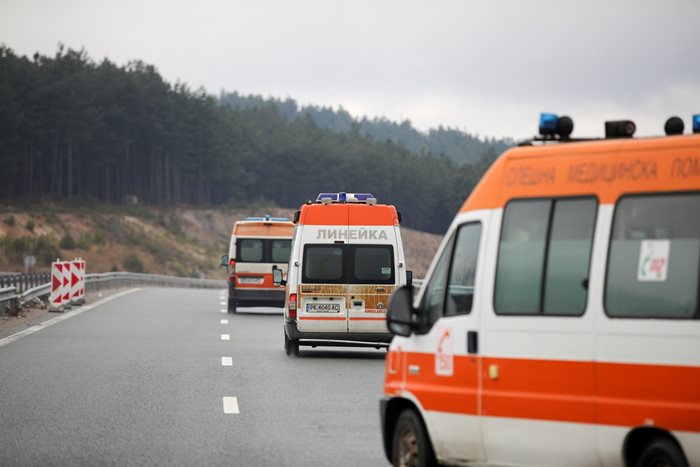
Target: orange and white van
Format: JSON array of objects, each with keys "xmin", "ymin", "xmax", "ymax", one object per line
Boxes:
[
  {"xmin": 223, "ymin": 216, "xmax": 294, "ymax": 313},
  {"xmin": 381, "ymin": 115, "xmax": 700, "ymax": 467},
  {"xmin": 273, "ymin": 192, "xmax": 411, "ymax": 356}
]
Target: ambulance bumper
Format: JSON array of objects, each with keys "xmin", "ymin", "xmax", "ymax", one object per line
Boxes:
[
  {"xmin": 284, "ymin": 322, "xmax": 392, "ymax": 347},
  {"xmin": 234, "ymin": 288, "xmax": 286, "ymax": 307}
]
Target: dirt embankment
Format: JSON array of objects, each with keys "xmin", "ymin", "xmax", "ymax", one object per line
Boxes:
[{"xmin": 0, "ymin": 204, "xmax": 442, "ymax": 279}]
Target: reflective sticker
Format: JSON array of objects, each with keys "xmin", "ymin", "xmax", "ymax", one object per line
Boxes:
[
  {"xmin": 637, "ymin": 239, "xmax": 670, "ymax": 282},
  {"xmin": 381, "ymin": 267, "xmax": 391, "ymax": 275},
  {"xmin": 435, "ymin": 327, "xmax": 454, "ymax": 377}
]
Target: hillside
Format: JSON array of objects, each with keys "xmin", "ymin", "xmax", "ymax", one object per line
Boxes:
[
  {"xmin": 0, "ymin": 45, "xmax": 497, "ymax": 234},
  {"xmin": 0, "ymin": 204, "xmax": 442, "ymax": 279},
  {"xmin": 218, "ymin": 92, "xmax": 514, "ymax": 165}
]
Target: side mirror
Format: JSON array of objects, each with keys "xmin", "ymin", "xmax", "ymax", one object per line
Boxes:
[
  {"xmin": 387, "ymin": 286, "xmax": 414, "ymax": 337},
  {"xmin": 406, "ymin": 270, "xmax": 413, "ymax": 288},
  {"xmin": 220, "ymin": 254, "xmax": 228, "ymax": 269},
  {"xmin": 272, "ymin": 265, "xmax": 286, "ymax": 286}
]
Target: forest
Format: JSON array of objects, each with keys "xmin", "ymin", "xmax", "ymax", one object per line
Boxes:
[{"xmin": 0, "ymin": 45, "xmax": 508, "ymax": 233}]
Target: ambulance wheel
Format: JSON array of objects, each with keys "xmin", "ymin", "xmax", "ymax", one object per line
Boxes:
[
  {"xmin": 228, "ymin": 298, "xmax": 237, "ymax": 314},
  {"xmin": 284, "ymin": 331, "xmax": 299, "ymax": 357},
  {"xmin": 392, "ymin": 409, "xmax": 436, "ymax": 467},
  {"xmin": 635, "ymin": 438, "xmax": 688, "ymax": 467}
]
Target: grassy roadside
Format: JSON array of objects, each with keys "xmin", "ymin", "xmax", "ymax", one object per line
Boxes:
[{"xmin": 0, "ymin": 201, "xmax": 442, "ymax": 280}]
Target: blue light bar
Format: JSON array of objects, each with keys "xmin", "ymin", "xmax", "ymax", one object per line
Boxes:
[
  {"xmin": 316, "ymin": 193, "xmax": 338, "ymax": 202},
  {"xmin": 539, "ymin": 113, "xmax": 558, "ymax": 135},
  {"xmin": 693, "ymin": 114, "xmax": 700, "ymax": 134},
  {"xmin": 315, "ymin": 192, "xmax": 376, "ymax": 203},
  {"xmin": 244, "ymin": 216, "xmax": 289, "ymax": 222}
]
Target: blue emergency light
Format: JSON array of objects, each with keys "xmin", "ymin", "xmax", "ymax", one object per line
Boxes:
[
  {"xmin": 539, "ymin": 113, "xmax": 559, "ymax": 135},
  {"xmin": 539, "ymin": 113, "xmax": 574, "ymax": 138},
  {"xmin": 693, "ymin": 114, "xmax": 700, "ymax": 134}
]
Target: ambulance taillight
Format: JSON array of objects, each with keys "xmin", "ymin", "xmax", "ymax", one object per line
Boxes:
[
  {"xmin": 228, "ymin": 259, "xmax": 236, "ymax": 273},
  {"xmin": 288, "ymin": 293, "xmax": 297, "ymax": 319}
]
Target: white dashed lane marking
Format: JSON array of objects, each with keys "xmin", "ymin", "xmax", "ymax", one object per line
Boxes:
[
  {"xmin": 223, "ymin": 397, "xmax": 240, "ymax": 414},
  {"xmin": 220, "ymin": 309, "xmax": 227, "ymax": 313},
  {"xmin": 220, "ymin": 319, "xmax": 229, "ymax": 324},
  {"xmin": 221, "ymin": 357, "xmax": 233, "ymax": 366},
  {"xmin": 221, "ymin": 334, "xmax": 230, "ymax": 341}
]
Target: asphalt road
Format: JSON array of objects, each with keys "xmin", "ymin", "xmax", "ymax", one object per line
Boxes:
[{"xmin": 0, "ymin": 288, "xmax": 389, "ymax": 466}]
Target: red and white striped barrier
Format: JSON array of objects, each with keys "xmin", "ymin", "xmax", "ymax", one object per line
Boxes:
[{"xmin": 49, "ymin": 259, "xmax": 87, "ymax": 312}]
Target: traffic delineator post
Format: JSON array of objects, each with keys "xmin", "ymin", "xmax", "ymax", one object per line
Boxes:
[
  {"xmin": 48, "ymin": 260, "xmax": 65, "ymax": 312},
  {"xmin": 70, "ymin": 259, "xmax": 86, "ymax": 305},
  {"xmin": 48, "ymin": 258, "xmax": 86, "ymax": 311},
  {"xmin": 61, "ymin": 261, "xmax": 72, "ymax": 310}
]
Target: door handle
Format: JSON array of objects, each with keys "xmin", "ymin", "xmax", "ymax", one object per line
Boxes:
[{"xmin": 467, "ymin": 331, "xmax": 478, "ymax": 354}]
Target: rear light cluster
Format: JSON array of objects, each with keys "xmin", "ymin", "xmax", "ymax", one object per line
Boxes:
[
  {"xmin": 288, "ymin": 293, "xmax": 297, "ymax": 319},
  {"xmin": 228, "ymin": 259, "xmax": 235, "ymax": 273}
]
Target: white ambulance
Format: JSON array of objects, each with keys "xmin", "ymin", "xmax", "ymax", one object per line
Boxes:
[
  {"xmin": 222, "ymin": 216, "xmax": 294, "ymax": 313},
  {"xmin": 381, "ymin": 115, "xmax": 700, "ymax": 467},
  {"xmin": 273, "ymin": 192, "xmax": 411, "ymax": 356}
]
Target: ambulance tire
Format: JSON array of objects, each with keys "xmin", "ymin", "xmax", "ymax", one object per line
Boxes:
[
  {"xmin": 228, "ymin": 298, "xmax": 237, "ymax": 314},
  {"xmin": 392, "ymin": 409, "xmax": 436, "ymax": 467},
  {"xmin": 635, "ymin": 438, "xmax": 688, "ymax": 467},
  {"xmin": 284, "ymin": 331, "xmax": 299, "ymax": 357}
]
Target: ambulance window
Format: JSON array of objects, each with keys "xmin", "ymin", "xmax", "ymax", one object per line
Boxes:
[
  {"xmin": 417, "ymin": 234, "xmax": 455, "ymax": 332},
  {"xmin": 495, "ymin": 200, "xmax": 550, "ymax": 313},
  {"xmin": 303, "ymin": 245, "xmax": 345, "ymax": 283},
  {"xmin": 445, "ymin": 223, "xmax": 481, "ymax": 316},
  {"xmin": 271, "ymin": 239, "xmax": 292, "ymax": 263},
  {"xmin": 238, "ymin": 239, "xmax": 264, "ymax": 262},
  {"xmin": 543, "ymin": 198, "xmax": 596, "ymax": 315},
  {"xmin": 352, "ymin": 246, "xmax": 394, "ymax": 284},
  {"xmin": 606, "ymin": 193, "xmax": 700, "ymax": 319},
  {"xmin": 495, "ymin": 197, "xmax": 596, "ymax": 316}
]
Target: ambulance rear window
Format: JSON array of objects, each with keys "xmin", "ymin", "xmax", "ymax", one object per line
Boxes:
[
  {"xmin": 303, "ymin": 245, "xmax": 345, "ymax": 283},
  {"xmin": 239, "ymin": 239, "xmax": 264, "ymax": 262},
  {"xmin": 352, "ymin": 246, "xmax": 394, "ymax": 284},
  {"xmin": 271, "ymin": 239, "xmax": 292, "ymax": 263},
  {"xmin": 605, "ymin": 193, "xmax": 700, "ymax": 319}
]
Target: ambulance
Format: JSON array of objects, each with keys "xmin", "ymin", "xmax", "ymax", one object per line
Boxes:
[
  {"xmin": 222, "ymin": 215, "xmax": 294, "ymax": 313},
  {"xmin": 273, "ymin": 192, "xmax": 411, "ymax": 356},
  {"xmin": 380, "ymin": 115, "xmax": 700, "ymax": 467}
]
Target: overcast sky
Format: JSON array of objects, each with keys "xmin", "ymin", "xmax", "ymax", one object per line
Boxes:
[{"xmin": 2, "ymin": 0, "xmax": 698, "ymax": 139}]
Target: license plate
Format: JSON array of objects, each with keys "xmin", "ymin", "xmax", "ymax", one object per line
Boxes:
[
  {"xmin": 305, "ymin": 303, "xmax": 341, "ymax": 313},
  {"xmin": 238, "ymin": 277, "xmax": 263, "ymax": 284}
]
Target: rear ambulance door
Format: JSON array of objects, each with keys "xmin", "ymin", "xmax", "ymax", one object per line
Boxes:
[
  {"xmin": 296, "ymin": 215, "xmax": 349, "ymax": 333},
  {"xmin": 404, "ymin": 214, "xmax": 486, "ymax": 462},
  {"xmin": 346, "ymin": 221, "xmax": 396, "ymax": 334}
]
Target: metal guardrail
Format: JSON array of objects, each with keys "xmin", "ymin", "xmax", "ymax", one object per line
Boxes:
[
  {"xmin": 0, "ymin": 272, "xmax": 225, "ymax": 313},
  {"xmin": 0, "ymin": 273, "xmax": 51, "ymax": 294},
  {"xmin": 0, "ymin": 286, "xmax": 19, "ymax": 314},
  {"xmin": 2, "ymin": 272, "xmax": 414, "ymax": 313}
]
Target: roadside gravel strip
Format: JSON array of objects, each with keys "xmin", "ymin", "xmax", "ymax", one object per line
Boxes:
[{"xmin": 0, "ymin": 289, "xmax": 140, "ymax": 348}]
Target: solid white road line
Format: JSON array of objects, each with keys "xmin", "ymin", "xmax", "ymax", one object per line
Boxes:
[
  {"xmin": 223, "ymin": 397, "xmax": 240, "ymax": 414},
  {"xmin": 220, "ymin": 319, "xmax": 228, "ymax": 324},
  {"xmin": 221, "ymin": 334, "xmax": 230, "ymax": 340},
  {"xmin": 221, "ymin": 356, "xmax": 233, "ymax": 366},
  {"xmin": 0, "ymin": 289, "xmax": 141, "ymax": 348}
]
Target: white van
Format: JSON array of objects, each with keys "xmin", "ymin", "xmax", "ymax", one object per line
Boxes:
[
  {"xmin": 221, "ymin": 216, "xmax": 294, "ymax": 313},
  {"xmin": 380, "ymin": 115, "xmax": 700, "ymax": 467},
  {"xmin": 273, "ymin": 192, "xmax": 411, "ymax": 356}
]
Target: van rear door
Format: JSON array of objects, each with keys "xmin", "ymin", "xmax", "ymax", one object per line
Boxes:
[
  {"xmin": 347, "ymin": 235, "xmax": 395, "ymax": 334},
  {"xmin": 296, "ymin": 235, "xmax": 349, "ymax": 334}
]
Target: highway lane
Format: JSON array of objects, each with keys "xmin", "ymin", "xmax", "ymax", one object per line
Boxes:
[{"xmin": 0, "ymin": 287, "xmax": 389, "ymax": 466}]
